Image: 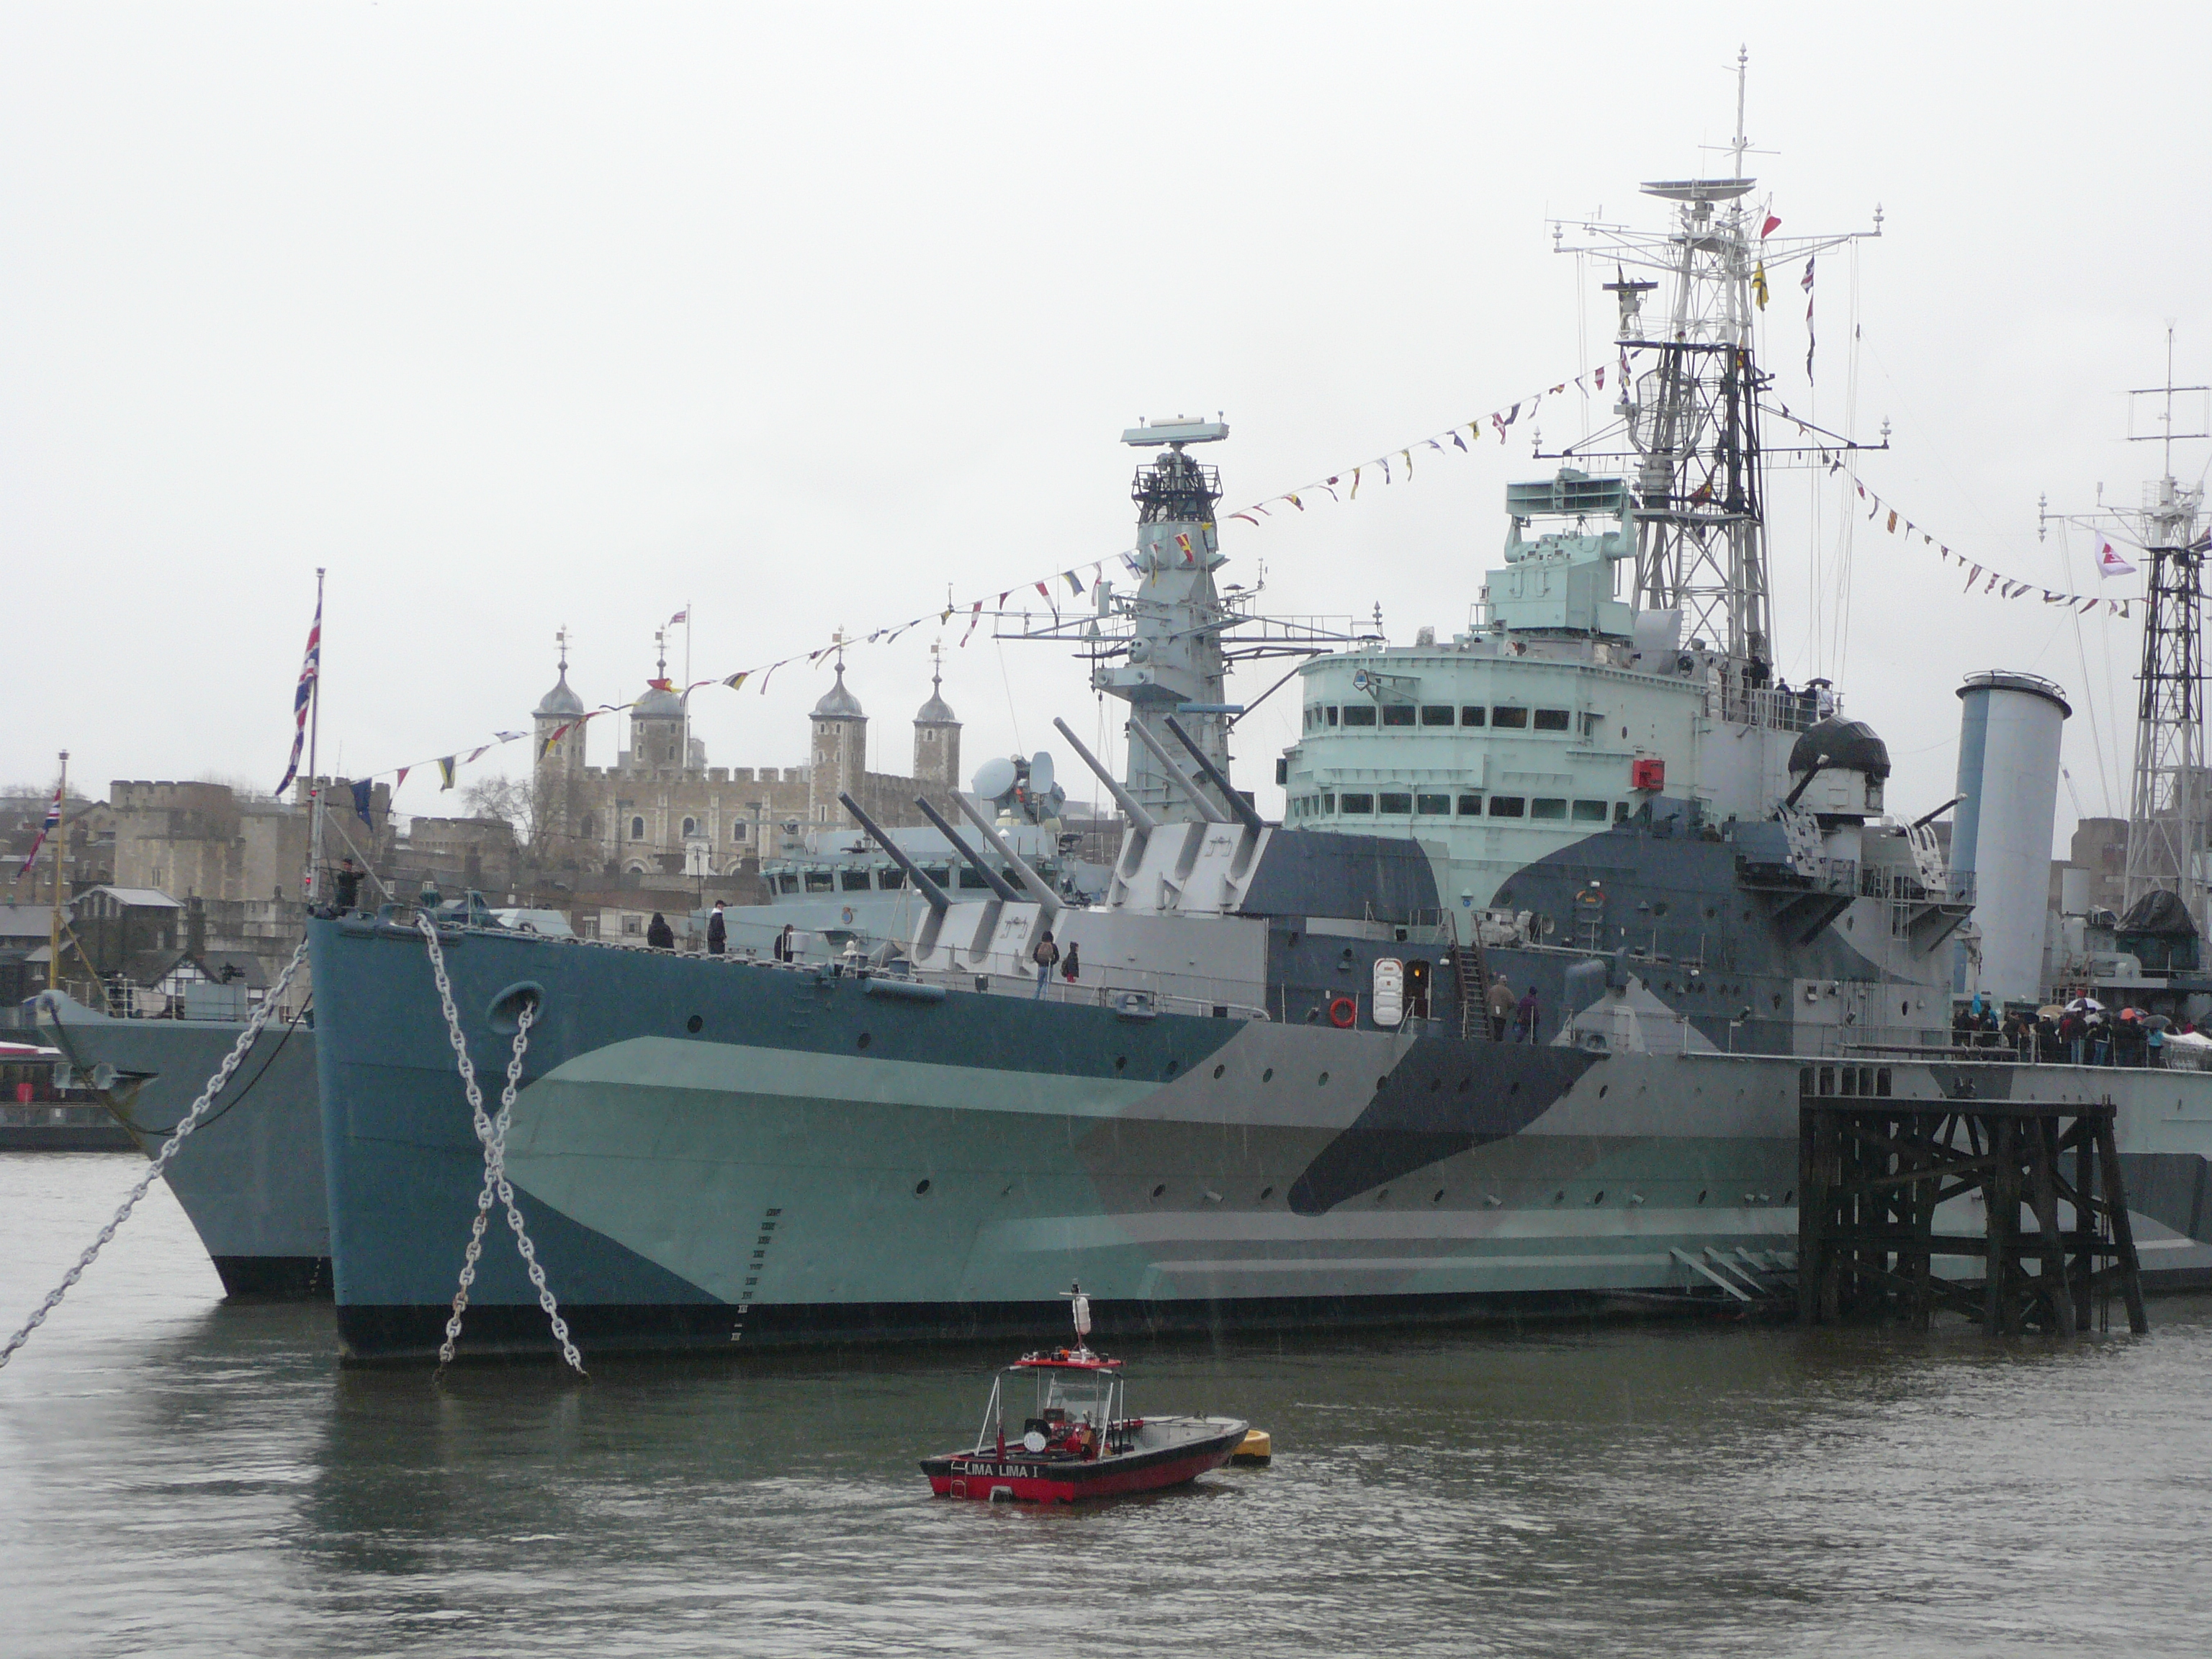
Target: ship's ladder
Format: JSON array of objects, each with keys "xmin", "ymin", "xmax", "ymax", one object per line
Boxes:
[{"xmin": 1444, "ymin": 908, "xmax": 1493, "ymax": 1042}]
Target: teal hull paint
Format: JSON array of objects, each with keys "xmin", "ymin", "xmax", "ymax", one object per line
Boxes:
[{"xmin": 310, "ymin": 920, "xmax": 2212, "ymax": 1361}]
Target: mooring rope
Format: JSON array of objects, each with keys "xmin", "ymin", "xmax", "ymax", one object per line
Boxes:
[
  {"xmin": 415, "ymin": 913, "xmax": 584, "ymax": 1374},
  {"xmin": 0, "ymin": 935, "xmax": 312, "ymax": 1372}
]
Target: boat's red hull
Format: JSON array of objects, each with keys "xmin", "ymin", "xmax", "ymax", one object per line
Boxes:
[{"xmin": 921, "ymin": 1421, "xmax": 1246, "ymax": 1503}]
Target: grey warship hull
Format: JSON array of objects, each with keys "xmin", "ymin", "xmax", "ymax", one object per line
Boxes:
[{"xmin": 41, "ymin": 1004, "xmax": 329, "ymax": 1300}]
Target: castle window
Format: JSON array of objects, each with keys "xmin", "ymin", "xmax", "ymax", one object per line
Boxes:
[
  {"xmin": 630, "ymin": 816, "xmax": 646, "ymax": 840},
  {"xmin": 729, "ymin": 821, "xmax": 748, "ymax": 840},
  {"xmin": 579, "ymin": 813, "xmax": 597, "ymax": 840},
  {"xmin": 681, "ymin": 817, "xmax": 698, "ymax": 838}
]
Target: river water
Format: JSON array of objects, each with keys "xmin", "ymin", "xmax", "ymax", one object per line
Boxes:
[{"xmin": 3, "ymin": 1152, "xmax": 2209, "ymax": 1657}]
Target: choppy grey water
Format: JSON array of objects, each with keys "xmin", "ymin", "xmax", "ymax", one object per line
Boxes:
[{"xmin": 4, "ymin": 1153, "xmax": 2210, "ymax": 1658}]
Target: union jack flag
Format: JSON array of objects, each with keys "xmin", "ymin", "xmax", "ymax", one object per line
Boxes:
[
  {"xmin": 16, "ymin": 786, "xmax": 60, "ymax": 878},
  {"xmin": 274, "ymin": 590, "xmax": 323, "ymax": 796}
]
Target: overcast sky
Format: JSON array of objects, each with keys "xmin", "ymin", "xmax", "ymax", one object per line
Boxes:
[{"xmin": 5, "ymin": 3, "xmax": 2206, "ymax": 853}]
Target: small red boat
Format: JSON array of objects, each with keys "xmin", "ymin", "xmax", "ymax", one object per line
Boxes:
[{"xmin": 920, "ymin": 1286, "xmax": 1249, "ymax": 1504}]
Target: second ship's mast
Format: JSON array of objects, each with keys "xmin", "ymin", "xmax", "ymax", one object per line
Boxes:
[{"xmin": 1552, "ymin": 50, "xmax": 1879, "ymax": 699}]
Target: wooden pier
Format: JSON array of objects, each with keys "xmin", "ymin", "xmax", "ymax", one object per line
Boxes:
[{"xmin": 1799, "ymin": 1091, "xmax": 2146, "ymax": 1335}]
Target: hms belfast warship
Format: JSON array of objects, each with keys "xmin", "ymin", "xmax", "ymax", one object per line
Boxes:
[{"xmin": 306, "ymin": 121, "xmax": 2212, "ymax": 1362}]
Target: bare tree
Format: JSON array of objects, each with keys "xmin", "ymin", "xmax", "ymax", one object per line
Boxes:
[{"xmin": 463, "ymin": 774, "xmax": 539, "ymax": 848}]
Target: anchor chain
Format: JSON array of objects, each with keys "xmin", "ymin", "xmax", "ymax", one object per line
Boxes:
[
  {"xmin": 1, "ymin": 935, "xmax": 312, "ymax": 1372},
  {"xmin": 415, "ymin": 913, "xmax": 584, "ymax": 1374}
]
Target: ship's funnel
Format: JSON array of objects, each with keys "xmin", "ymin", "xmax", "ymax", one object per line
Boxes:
[{"xmin": 1951, "ymin": 672, "xmax": 2071, "ymax": 1004}]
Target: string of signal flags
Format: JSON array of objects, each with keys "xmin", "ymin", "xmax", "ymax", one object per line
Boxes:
[{"xmin": 300, "ymin": 367, "xmax": 2146, "ymax": 806}]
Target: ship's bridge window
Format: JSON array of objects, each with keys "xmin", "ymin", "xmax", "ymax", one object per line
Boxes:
[
  {"xmin": 1581, "ymin": 712, "xmax": 1604, "ymax": 737},
  {"xmin": 1326, "ymin": 706, "xmax": 1339, "ymax": 727},
  {"xmin": 1457, "ymin": 794, "xmax": 1483, "ymax": 816},
  {"xmin": 921, "ymin": 866, "xmax": 950, "ymax": 888},
  {"xmin": 1461, "ymin": 706, "xmax": 1486, "ymax": 727},
  {"xmin": 1614, "ymin": 802, "xmax": 1632, "ymax": 824},
  {"xmin": 880, "ymin": 867, "xmax": 907, "ymax": 889},
  {"xmin": 1533, "ymin": 709, "xmax": 1572, "ymax": 732},
  {"xmin": 1420, "ymin": 705, "xmax": 1455, "ymax": 727},
  {"xmin": 1340, "ymin": 792, "xmax": 1375, "ymax": 814},
  {"xmin": 1571, "ymin": 800, "xmax": 1609, "ymax": 822},
  {"xmin": 958, "ymin": 867, "xmax": 991, "ymax": 890},
  {"xmin": 777, "ymin": 873, "xmax": 800, "ymax": 894},
  {"xmin": 1321, "ymin": 792, "xmax": 1336, "ymax": 812},
  {"xmin": 1416, "ymin": 793, "xmax": 1452, "ymax": 816},
  {"xmin": 804, "ymin": 871, "xmax": 835, "ymax": 893},
  {"xmin": 1381, "ymin": 706, "xmax": 1415, "ymax": 728},
  {"xmin": 840, "ymin": 870, "xmax": 871, "ymax": 891},
  {"xmin": 1341, "ymin": 705, "xmax": 1377, "ymax": 728},
  {"xmin": 1530, "ymin": 798, "xmax": 1568, "ymax": 820},
  {"xmin": 1491, "ymin": 706, "xmax": 1529, "ymax": 729},
  {"xmin": 1378, "ymin": 792, "xmax": 1413, "ymax": 814},
  {"xmin": 1488, "ymin": 796, "xmax": 1527, "ymax": 817}
]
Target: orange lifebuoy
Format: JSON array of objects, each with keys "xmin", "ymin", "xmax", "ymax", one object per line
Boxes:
[{"xmin": 1328, "ymin": 996, "xmax": 1357, "ymax": 1029}]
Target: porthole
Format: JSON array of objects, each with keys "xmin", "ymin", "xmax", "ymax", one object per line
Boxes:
[
  {"xmin": 1784, "ymin": 1188, "xmax": 1794, "ymax": 1204},
  {"xmin": 1151, "ymin": 1183, "xmax": 1167, "ymax": 1199},
  {"xmin": 914, "ymin": 1179, "xmax": 932, "ymax": 1196},
  {"xmin": 1376, "ymin": 1189, "xmax": 1390, "ymax": 1203},
  {"xmin": 1318, "ymin": 1071, "xmax": 1329, "ymax": 1085},
  {"xmin": 1592, "ymin": 1190, "xmax": 1606, "ymax": 1205},
  {"xmin": 1165, "ymin": 1060, "xmax": 1180, "ymax": 1078},
  {"xmin": 1598, "ymin": 1084, "xmax": 1608, "ymax": 1099},
  {"xmin": 685, "ymin": 1014, "xmax": 703, "ymax": 1034},
  {"xmin": 1262, "ymin": 1068, "xmax": 1274, "ymax": 1082},
  {"xmin": 1431, "ymin": 1189, "xmax": 1445, "ymax": 1203},
  {"xmin": 1114, "ymin": 1056, "xmax": 1127, "ymax": 1071},
  {"xmin": 1213, "ymin": 1064, "xmax": 1226, "ymax": 1079},
  {"xmin": 1259, "ymin": 1186, "xmax": 1275, "ymax": 1201},
  {"xmin": 1376, "ymin": 1076, "xmax": 1388, "ymax": 1092},
  {"xmin": 1696, "ymin": 1189, "xmax": 1707, "ymax": 1205},
  {"xmin": 856, "ymin": 1032, "xmax": 871, "ymax": 1051}
]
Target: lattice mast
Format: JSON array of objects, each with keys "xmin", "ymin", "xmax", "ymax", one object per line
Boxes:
[
  {"xmin": 1552, "ymin": 50, "xmax": 1877, "ymax": 689},
  {"xmin": 2049, "ymin": 332, "xmax": 2212, "ymax": 932}
]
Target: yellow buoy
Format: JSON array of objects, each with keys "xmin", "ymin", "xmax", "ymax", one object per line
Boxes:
[{"xmin": 1231, "ymin": 1428, "xmax": 1272, "ymax": 1465}]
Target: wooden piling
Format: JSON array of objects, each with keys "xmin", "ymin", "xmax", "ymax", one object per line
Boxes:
[{"xmin": 1796, "ymin": 1086, "xmax": 2146, "ymax": 1336}]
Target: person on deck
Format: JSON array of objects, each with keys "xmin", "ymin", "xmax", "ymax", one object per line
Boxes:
[
  {"xmin": 773, "ymin": 923, "xmax": 797, "ymax": 963},
  {"xmin": 1061, "ymin": 940, "xmax": 1081, "ymax": 983},
  {"xmin": 706, "ymin": 902, "xmax": 727, "ymax": 956},
  {"xmin": 646, "ymin": 912, "xmax": 675, "ymax": 950},
  {"xmin": 1514, "ymin": 986, "xmax": 1540, "ymax": 1044},
  {"xmin": 1486, "ymin": 974, "xmax": 1516, "ymax": 1041},
  {"xmin": 1031, "ymin": 930, "xmax": 1061, "ymax": 998}
]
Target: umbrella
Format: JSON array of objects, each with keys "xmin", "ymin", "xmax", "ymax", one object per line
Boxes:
[
  {"xmin": 2066, "ymin": 997, "xmax": 2104, "ymax": 1013},
  {"xmin": 2036, "ymin": 1005, "xmax": 2065, "ymax": 1020},
  {"xmin": 2148, "ymin": 1015, "xmax": 2175, "ymax": 1031}
]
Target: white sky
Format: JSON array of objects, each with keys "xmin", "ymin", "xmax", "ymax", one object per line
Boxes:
[{"xmin": 5, "ymin": 3, "xmax": 2207, "ymax": 855}]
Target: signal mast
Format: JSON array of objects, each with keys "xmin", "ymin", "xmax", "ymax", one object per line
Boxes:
[
  {"xmin": 1547, "ymin": 48, "xmax": 1881, "ymax": 706},
  {"xmin": 2042, "ymin": 330, "xmax": 2212, "ymax": 935}
]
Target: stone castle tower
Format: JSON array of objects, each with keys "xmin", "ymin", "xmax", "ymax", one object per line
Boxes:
[
  {"xmin": 912, "ymin": 649, "xmax": 961, "ymax": 791},
  {"xmin": 806, "ymin": 657, "xmax": 868, "ymax": 825},
  {"xmin": 533, "ymin": 629, "xmax": 588, "ymax": 850}
]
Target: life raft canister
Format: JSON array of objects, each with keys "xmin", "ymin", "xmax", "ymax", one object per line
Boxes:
[{"xmin": 1328, "ymin": 996, "xmax": 1357, "ymax": 1029}]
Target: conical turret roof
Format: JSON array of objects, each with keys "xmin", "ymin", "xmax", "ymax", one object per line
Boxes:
[{"xmin": 812, "ymin": 665, "xmax": 865, "ymax": 720}]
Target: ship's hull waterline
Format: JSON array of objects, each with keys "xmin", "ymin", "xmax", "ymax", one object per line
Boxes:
[{"xmin": 310, "ymin": 919, "xmax": 2212, "ymax": 1362}]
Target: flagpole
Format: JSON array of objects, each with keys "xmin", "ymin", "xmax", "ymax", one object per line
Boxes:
[
  {"xmin": 683, "ymin": 603, "xmax": 692, "ymax": 770},
  {"xmin": 48, "ymin": 750, "xmax": 67, "ymax": 994},
  {"xmin": 305, "ymin": 567, "xmax": 326, "ymax": 910}
]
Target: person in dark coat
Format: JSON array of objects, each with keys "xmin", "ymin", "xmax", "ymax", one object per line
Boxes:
[
  {"xmin": 706, "ymin": 901, "xmax": 727, "ymax": 956},
  {"xmin": 1061, "ymin": 940, "xmax": 1080, "ymax": 983},
  {"xmin": 332, "ymin": 857, "xmax": 363, "ymax": 914},
  {"xmin": 1514, "ymin": 986, "xmax": 1540, "ymax": 1044},
  {"xmin": 646, "ymin": 912, "xmax": 675, "ymax": 950},
  {"xmin": 773, "ymin": 923, "xmax": 796, "ymax": 963}
]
